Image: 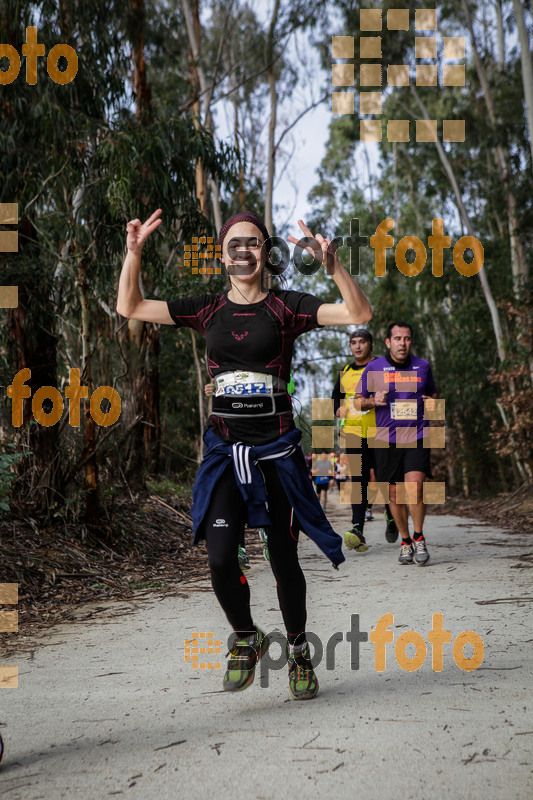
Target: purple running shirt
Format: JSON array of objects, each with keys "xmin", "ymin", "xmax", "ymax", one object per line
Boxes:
[{"xmin": 357, "ymin": 354, "xmax": 437, "ymax": 445}]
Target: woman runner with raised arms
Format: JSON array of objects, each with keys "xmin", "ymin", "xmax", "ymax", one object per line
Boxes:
[{"xmin": 117, "ymin": 209, "xmax": 372, "ymax": 700}]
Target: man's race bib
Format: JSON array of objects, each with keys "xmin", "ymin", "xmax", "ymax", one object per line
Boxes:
[{"xmin": 390, "ymin": 400, "xmax": 418, "ymax": 420}]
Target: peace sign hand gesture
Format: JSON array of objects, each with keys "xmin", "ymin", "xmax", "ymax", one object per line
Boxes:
[
  {"xmin": 287, "ymin": 219, "xmax": 339, "ymax": 276},
  {"xmin": 126, "ymin": 209, "xmax": 163, "ymax": 255}
]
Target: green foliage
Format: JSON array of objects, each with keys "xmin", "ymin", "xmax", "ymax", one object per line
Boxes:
[
  {"xmin": 146, "ymin": 476, "xmax": 190, "ymax": 497},
  {"xmin": 0, "ymin": 445, "xmax": 26, "ymax": 513},
  {"xmin": 305, "ymin": 0, "xmax": 533, "ymax": 493},
  {"xmin": 0, "ymin": 0, "xmax": 242, "ymax": 513}
]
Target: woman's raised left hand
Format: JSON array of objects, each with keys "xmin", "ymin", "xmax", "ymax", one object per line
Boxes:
[{"xmin": 287, "ymin": 219, "xmax": 339, "ymax": 275}]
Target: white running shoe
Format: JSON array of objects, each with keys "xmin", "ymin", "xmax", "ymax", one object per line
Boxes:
[
  {"xmin": 398, "ymin": 542, "xmax": 414, "ymax": 564},
  {"xmin": 413, "ymin": 537, "xmax": 430, "ymax": 566}
]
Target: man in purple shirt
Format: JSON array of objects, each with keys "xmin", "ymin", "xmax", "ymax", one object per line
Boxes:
[{"xmin": 356, "ymin": 322, "xmax": 437, "ymax": 566}]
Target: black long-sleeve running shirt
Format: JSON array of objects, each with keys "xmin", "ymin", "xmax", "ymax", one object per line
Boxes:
[{"xmin": 167, "ymin": 289, "xmax": 323, "ymax": 445}]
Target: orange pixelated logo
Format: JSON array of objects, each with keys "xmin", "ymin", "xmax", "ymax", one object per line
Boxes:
[
  {"xmin": 0, "ymin": 202, "xmax": 19, "ymax": 309},
  {"xmin": 332, "ymin": 8, "xmax": 466, "ymax": 143},
  {"xmin": 184, "ymin": 631, "xmax": 222, "ymax": 670},
  {"xmin": 0, "ymin": 583, "xmax": 19, "ymax": 689},
  {"xmin": 185, "ymin": 238, "xmax": 222, "ymax": 275}
]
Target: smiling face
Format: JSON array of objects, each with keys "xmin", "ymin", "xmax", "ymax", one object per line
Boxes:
[
  {"xmin": 386, "ymin": 325, "xmax": 412, "ymax": 362},
  {"xmin": 221, "ymin": 221, "xmax": 266, "ymax": 286}
]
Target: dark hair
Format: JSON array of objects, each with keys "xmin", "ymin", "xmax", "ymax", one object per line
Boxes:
[
  {"xmin": 349, "ymin": 328, "xmax": 373, "ymax": 346},
  {"xmin": 386, "ymin": 321, "xmax": 413, "ymax": 339}
]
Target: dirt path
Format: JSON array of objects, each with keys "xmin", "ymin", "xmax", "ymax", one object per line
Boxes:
[{"xmin": 1, "ymin": 490, "xmax": 532, "ymax": 799}]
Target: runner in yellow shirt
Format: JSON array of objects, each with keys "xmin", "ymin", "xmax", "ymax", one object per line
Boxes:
[{"xmin": 332, "ymin": 329, "xmax": 398, "ymax": 551}]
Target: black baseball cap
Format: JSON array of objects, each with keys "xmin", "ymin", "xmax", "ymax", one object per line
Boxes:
[{"xmin": 350, "ymin": 328, "xmax": 373, "ymax": 345}]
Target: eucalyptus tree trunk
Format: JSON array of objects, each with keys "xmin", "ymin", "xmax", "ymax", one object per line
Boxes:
[
  {"xmin": 182, "ymin": 0, "xmax": 223, "ymax": 232},
  {"xmin": 190, "ymin": 329, "xmax": 206, "ymax": 462},
  {"xmin": 511, "ymin": 0, "xmax": 533, "ymax": 174},
  {"xmin": 410, "ymin": 84, "xmax": 505, "ymax": 362},
  {"xmin": 226, "ymin": 43, "xmax": 246, "ymax": 211},
  {"xmin": 460, "ymin": 0, "xmax": 528, "ymax": 297},
  {"xmin": 76, "ymin": 258, "xmax": 99, "ymax": 523},
  {"xmin": 64, "ymin": 177, "xmax": 102, "ymax": 522},
  {"xmin": 181, "ymin": 0, "xmax": 218, "ymax": 460},
  {"xmin": 264, "ymin": 0, "xmax": 280, "ymax": 236},
  {"xmin": 128, "ymin": 0, "xmax": 161, "ymax": 478},
  {"xmin": 494, "ymin": 0, "xmax": 505, "ymax": 69}
]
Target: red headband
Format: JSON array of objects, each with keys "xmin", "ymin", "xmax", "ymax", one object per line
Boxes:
[{"xmin": 218, "ymin": 212, "xmax": 270, "ymax": 250}]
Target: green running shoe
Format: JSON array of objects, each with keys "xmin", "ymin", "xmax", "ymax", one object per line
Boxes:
[
  {"xmin": 222, "ymin": 628, "xmax": 269, "ymax": 692},
  {"xmin": 288, "ymin": 642, "xmax": 319, "ymax": 700},
  {"xmin": 238, "ymin": 545, "xmax": 250, "ymax": 571},
  {"xmin": 258, "ymin": 528, "xmax": 270, "ymax": 562},
  {"xmin": 344, "ymin": 527, "xmax": 369, "ymax": 552}
]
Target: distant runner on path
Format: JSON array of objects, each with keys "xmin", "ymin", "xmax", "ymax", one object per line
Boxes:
[
  {"xmin": 356, "ymin": 322, "xmax": 437, "ymax": 566},
  {"xmin": 312, "ymin": 450, "xmax": 334, "ymax": 512},
  {"xmin": 117, "ymin": 209, "xmax": 372, "ymax": 700}
]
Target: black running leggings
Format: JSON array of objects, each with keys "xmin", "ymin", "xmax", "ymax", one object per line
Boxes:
[
  {"xmin": 348, "ymin": 437, "xmax": 371, "ymax": 528},
  {"xmin": 201, "ymin": 462, "xmax": 306, "ymax": 644}
]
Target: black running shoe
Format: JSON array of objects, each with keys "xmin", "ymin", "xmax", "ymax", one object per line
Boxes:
[{"xmin": 385, "ymin": 509, "xmax": 399, "ymax": 543}]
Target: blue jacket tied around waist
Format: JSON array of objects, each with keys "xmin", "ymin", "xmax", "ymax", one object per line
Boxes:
[{"xmin": 192, "ymin": 428, "xmax": 345, "ymax": 568}]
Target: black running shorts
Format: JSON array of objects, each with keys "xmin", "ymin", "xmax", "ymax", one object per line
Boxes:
[{"xmin": 373, "ymin": 441, "xmax": 432, "ymax": 484}]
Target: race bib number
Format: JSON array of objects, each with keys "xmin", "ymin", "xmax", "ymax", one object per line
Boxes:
[
  {"xmin": 215, "ymin": 371, "xmax": 273, "ymax": 397},
  {"xmin": 391, "ymin": 400, "xmax": 418, "ymax": 420}
]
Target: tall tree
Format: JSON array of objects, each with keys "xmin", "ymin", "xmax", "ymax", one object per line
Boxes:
[{"xmin": 0, "ymin": 0, "xmax": 238, "ymax": 519}]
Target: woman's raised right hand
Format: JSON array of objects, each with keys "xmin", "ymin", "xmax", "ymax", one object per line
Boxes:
[{"xmin": 126, "ymin": 209, "xmax": 163, "ymax": 254}]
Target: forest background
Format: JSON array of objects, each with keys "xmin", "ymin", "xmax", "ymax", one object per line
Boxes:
[{"xmin": 0, "ymin": 0, "xmax": 532, "ymax": 613}]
